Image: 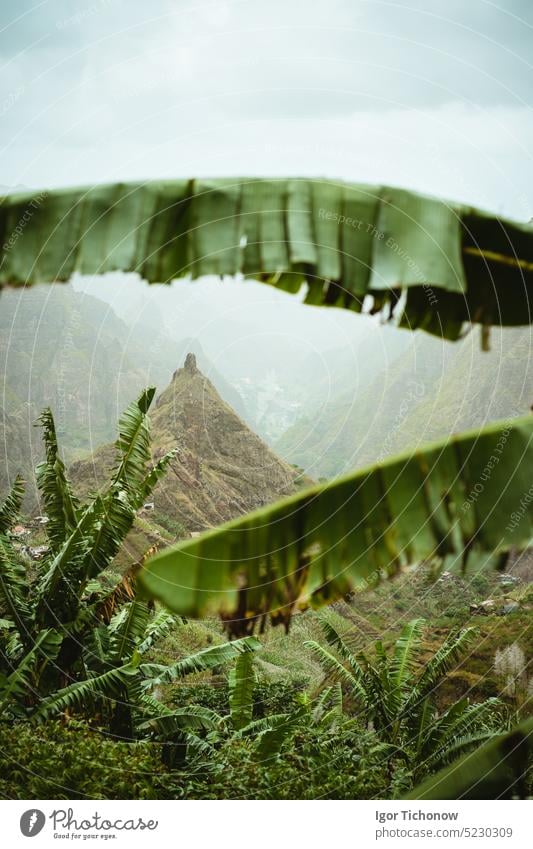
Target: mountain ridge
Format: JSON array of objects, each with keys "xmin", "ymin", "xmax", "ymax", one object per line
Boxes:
[{"xmin": 70, "ymin": 352, "xmax": 301, "ymax": 541}]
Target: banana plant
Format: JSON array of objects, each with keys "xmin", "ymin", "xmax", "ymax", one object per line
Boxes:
[
  {"xmin": 139, "ymin": 643, "xmax": 295, "ymax": 765},
  {"xmin": 305, "ymin": 618, "xmax": 507, "ymax": 782},
  {"xmin": 407, "ymin": 717, "xmax": 533, "ymax": 800},
  {"xmin": 2, "ymin": 179, "xmax": 532, "ymax": 633},
  {"xmin": 139, "ymin": 414, "xmax": 533, "ymax": 633},
  {"xmin": 35, "ymin": 602, "xmax": 261, "ymax": 750},
  {"xmin": 0, "ymin": 389, "xmax": 177, "ymax": 720},
  {"xmin": 1, "ymin": 179, "xmax": 532, "ymax": 342}
]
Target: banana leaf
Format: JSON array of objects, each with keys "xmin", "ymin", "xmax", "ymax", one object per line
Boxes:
[
  {"xmin": 407, "ymin": 717, "xmax": 533, "ymax": 799},
  {"xmin": 139, "ymin": 415, "xmax": 533, "ymax": 633},
  {"xmin": 1, "ymin": 179, "xmax": 532, "ymax": 340}
]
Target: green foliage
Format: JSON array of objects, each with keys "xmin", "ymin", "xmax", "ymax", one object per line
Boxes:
[
  {"xmin": 142, "ymin": 637, "xmax": 262, "ymax": 686},
  {"xmin": 305, "ymin": 618, "xmax": 507, "ymax": 782},
  {"xmin": 0, "ymin": 720, "xmax": 167, "ymax": 800},
  {"xmin": 35, "ymin": 408, "xmax": 80, "ymax": 552},
  {"xmin": 0, "ymin": 389, "xmax": 525, "ymax": 799},
  {"xmin": 408, "ymin": 717, "xmax": 533, "ymax": 800},
  {"xmin": 176, "ymin": 725, "xmax": 392, "ymax": 799},
  {"xmin": 229, "ymin": 651, "xmax": 255, "ymax": 730},
  {"xmin": 140, "ymin": 416, "xmax": 533, "ymax": 632},
  {"xmin": 0, "ymin": 394, "xmax": 261, "ymax": 765},
  {"xmin": 35, "ymin": 661, "xmax": 140, "ymax": 723},
  {"xmin": 0, "ymin": 629, "xmax": 62, "ymax": 716},
  {"xmin": 0, "ymin": 475, "xmax": 25, "ymax": 534},
  {"xmin": 2, "ymin": 179, "xmax": 532, "ymax": 340},
  {"xmin": 0, "ymin": 536, "xmax": 32, "ymax": 641}
]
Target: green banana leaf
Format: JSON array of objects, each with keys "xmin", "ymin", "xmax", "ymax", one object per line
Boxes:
[
  {"xmin": 1, "ymin": 179, "xmax": 532, "ymax": 340},
  {"xmin": 407, "ymin": 717, "xmax": 533, "ymax": 799},
  {"xmin": 139, "ymin": 415, "xmax": 533, "ymax": 632}
]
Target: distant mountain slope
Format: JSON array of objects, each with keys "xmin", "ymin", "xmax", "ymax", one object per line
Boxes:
[
  {"xmin": 70, "ymin": 353, "xmax": 300, "ymax": 534},
  {"xmin": 394, "ymin": 327, "xmax": 532, "ymax": 446},
  {"xmin": 0, "ymin": 285, "xmax": 254, "ymax": 511},
  {"xmin": 0, "ymin": 405, "xmax": 37, "ymax": 508},
  {"xmin": 0, "ymin": 285, "xmax": 147, "ymax": 457},
  {"xmin": 276, "ymin": 327, "xmax": 532, "ymax": 479}
]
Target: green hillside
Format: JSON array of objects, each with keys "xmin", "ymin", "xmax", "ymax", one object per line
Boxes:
[{"xmin": 276, "ymin": 327, "xmax": 532, "ymax": 478}]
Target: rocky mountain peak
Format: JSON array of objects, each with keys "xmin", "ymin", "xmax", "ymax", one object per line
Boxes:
[
  {"xmin": 71, "ymin": 353, "xmax": 301, "ymax": 537},
  {"xmin": 184, "ymin": 352, "xmax": 198, "ymax": 373}
]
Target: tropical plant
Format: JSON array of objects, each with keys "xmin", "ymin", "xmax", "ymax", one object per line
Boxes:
[
  {"xmin": 305, "ymin": 618, "xmax": 507, "ymax": 784},
  {"xmin": 0, "ymin": 388, "xmax": 173, "ymax": 702},
  {"xmin": 0, "ymin": 392, "xmax": 261, "ymax": 763},
  {"xmin": 407, "ymin": 716, "xmax": 533, "ymax": 800},
  {"xmin": 1, "ymin": 177, "xmax": 531, "ymax": 799},
  {"xmin": 36, "ymin": 611, "xmax": 261, "ymax": 760},
  {"xmin": 141, "ymin": 644, "xmax": 306, "ymax": 766},
  {"xmin": 140, "ymin": 643, "xmax": 347, "ymax": 768},
  {"xmin": 139, "ymin": 415, "xmax": 533, "ymax": 633},
  {"xmin": 1, "ymin": 179, "xmax": 532, "ymax": 635},
  {"xmin": 1, "ymin": 179, "xmax": 532, "ymax": 341}
]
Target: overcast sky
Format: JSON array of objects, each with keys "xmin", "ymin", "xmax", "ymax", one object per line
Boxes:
[{"xmin": 1, "ymin": 0, "xmax": 532, "ymax": 217}]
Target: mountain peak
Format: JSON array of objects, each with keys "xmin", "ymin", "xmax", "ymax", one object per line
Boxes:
[
  {"xmin": 184, "ymin": 352, "xmax": 197, "ymax": 373},
  {"xmin": 71, "ymin": 350, "xmax": 301, "ymax": 535},
  {"xmin": 172, "ymin": 352, "xmax": 200, "ymax": 382}
]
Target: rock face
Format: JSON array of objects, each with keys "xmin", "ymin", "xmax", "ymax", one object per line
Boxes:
[{"xmin": 71, "ymin": 353, "xmax": 300, "ymax": 533}]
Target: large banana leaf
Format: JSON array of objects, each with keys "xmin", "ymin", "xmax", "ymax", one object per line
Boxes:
[
  {"xmin": 1, "ymin": 179, "xmax": 532, "ymax": 340},
  {"xmin": 407, "ymin": 717, "xmax": 533, "ymax": 799},
  {"xmin": 139, "ymin": 416, "xmax": 533, "ymax": 632}
]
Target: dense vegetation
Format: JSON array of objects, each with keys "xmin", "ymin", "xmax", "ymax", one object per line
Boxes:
[
  {"xmin": 1, "ymin": 182, "xmax": 532, "ymax": 800},
  {"xmin": 1, "ymin": 394, "xmax": 531, "ymax": 800}
]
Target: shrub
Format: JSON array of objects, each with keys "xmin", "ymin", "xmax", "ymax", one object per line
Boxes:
[{"xmin": 0, "ymin": 720, "xmax": 167, "ymax": 799}]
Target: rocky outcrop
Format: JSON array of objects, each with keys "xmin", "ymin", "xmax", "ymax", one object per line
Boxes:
[{"xmin": 71, "ymin": 353, "xmax": 300, "ymax": 534}]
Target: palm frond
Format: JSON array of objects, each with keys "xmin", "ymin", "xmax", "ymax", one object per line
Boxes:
[
  {"xmin": 3, "ymin": 179, "xmax": 532, "ymax": 341},
  {"xmin": 418, "ymin": 697, "xmax": 504, "ymax": 767},
  {"xmin": 254, "ymin": 710, "xmax": 304, "ymax": 761},
  {"xmin": 0, "ymin": 537, "xmax": 32, "ymax": 642},
  {"xmin": 83, "ymin": 624, "xmax": 111, "ymax": 669},
  {"xmin": 228, "ymin": 650, "xmax": 255, "ymax": 730},
  {"xmin": 304, "ymin": 640, "xmax": 366, "ymax": 702},
  {"xmin": 313, "ymin": 682, "xmax": 344, "ymax": 727},
  {"xmin": 168, "ymin": 731, "xmax": 215, "ymax": 764},
  {"xmin": 81, "ymin": 490, "xmax": 135, "ymax": 580},
  {"xmin": 319, "ymin": 617, "xmax": 365, "ymax": 677},
  {"xmin": 140, "ymin": 449, "xmax": 179, "ymax": 502},
  {"xmin": 34, "ymin": 661, "xmax": 140, "ymax": 722},
  {"xmin": 389, "ymin": 618, "xmax": 425, "ymax": 708},
  {"xmin": 435, "ymin": 698, "xmax": 504, "ymax": 747},
  {"xmin": 138, "ymin": 706, "xmax": 221, "ymax": 736},
  {"xmin": 0, "ymin": 475, "xmax": 25, "ymax": 534},
  {"xmin": 407, "ymin": 717, "xmax": 533, "ymax": 800},
  {"xmin": 425, "ymin": 729, "xmax": 505, "ymax": 772},
  {"xmin": 136, "ymin": 693, "xmax": 173, "ymax": 718},
  {"xmin": 35, "ymin": 408, "xmax": 79, "ymax": 551},
  {"xmin": 107, "ymin": 600, "xmax": 151, "ymax": 663},
  {"xmin": 137, "ymin": 609, "xmax": 178, "ymax": 655},
  {"xmin": 0, "ymin": 628, "xmax": 62, "ymax": 713},
  {"xmin": 140, "ymin": 416, "xmax": 533, "ymax": 632},
  {"xmin": 112, "ymin": 389, "xmax": 156, "ymax": 503},
  {"xmin": 141, "ymin": 636, "xmax": 261, "ymax": 687},
  {"xmin": 406, "ymin": 627, "xmax": 476, "ymax": 711},
  {"xmin": 36, "ymin": 498, "xmax": 102, "ymax": 624}
]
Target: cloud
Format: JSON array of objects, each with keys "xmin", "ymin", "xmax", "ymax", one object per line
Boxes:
[{"xmin": 0, "ymin": 0, "xmax": 531, "ymax": 217}]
